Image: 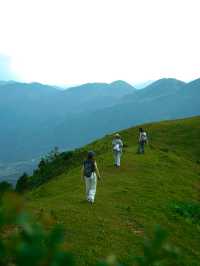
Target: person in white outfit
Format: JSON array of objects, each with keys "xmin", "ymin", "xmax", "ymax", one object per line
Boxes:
[
  {"xmin": 112, "ymin": 133, "xmax": 123, "ymax": 167},
  {"xmin": 138, "ymin": 128, "xmax": 148, "ymax": 154},
  {"xmin": 81, "ymin": 151, "xmax": 101, "ymax": 204}
]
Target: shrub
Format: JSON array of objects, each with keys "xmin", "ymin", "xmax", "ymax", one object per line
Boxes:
[
  {"xmin": 15, "ymin": 173, "xmax": 29, "ymax": 193},
  {"xmin": 0, "ymin": 192, "xmax": 75, "ymax": 266},
  {"xmin": 0, "ymin": 181, "xmax": 12, "ymax": 193},
  {"xmin": 0, "ymin": 181, "xmax": 13, "ymax": 200},
  {"xmin": 171, "ymin": 201, "xmax": 200, "ymax": 225}
]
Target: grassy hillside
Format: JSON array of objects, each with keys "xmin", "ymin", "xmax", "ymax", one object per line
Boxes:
[{"xmin": 26, "ymin": 116, "xmax": 200, "ymax": 266}]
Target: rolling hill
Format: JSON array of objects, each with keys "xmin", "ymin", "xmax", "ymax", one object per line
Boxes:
[{"xmin": 26, "ymin": 116, "xmax": 200, "ymax": 266}]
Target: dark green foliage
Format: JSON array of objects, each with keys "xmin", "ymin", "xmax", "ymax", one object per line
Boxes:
[
  {"xmin": 27, "ymin": 149, "xmax": 84, "ymax": 189},
  {"xmin": 0, "ymin": 181, "xmax": 12, "ymax": 199},
  {"xmin": 15, "ymin": 173, "xmax": 29, "ymax": 193},
  {"xmin": 17, "ymin": 142, "xmax": 109, "ymax": 191},
  {"xmin": 134, "ymin": 226, "xmax": 180, "ymax": 266},
  {"xmin": 0, "ymin": 193, "xmax": 75, "ymax": 266},
  {"xmin": 171, "ymin": 201, "xmax": 200, "ymax": 225},
  {"xmin": 0, "ymin": 181, "xmax": 12, "ymax": 193},
  {"xmin": 15, "ymin": 148, "xmax": 83, "ymax": 191},
  {"xmin": 98, "ymin": 226, "xmax": 181, "ymax": 266}
]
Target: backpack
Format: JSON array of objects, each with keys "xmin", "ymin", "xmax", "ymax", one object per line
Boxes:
[
  {"xmin": 140, "ymin": 132, "xmax": 147, "ymax": 142},
  {"xmin": 113, "ymin": 143, "xmax": 120, "ymax": 152},
  {"xmin": 83, "ymin": 160, "xmax": 95, "ymax": 177}
]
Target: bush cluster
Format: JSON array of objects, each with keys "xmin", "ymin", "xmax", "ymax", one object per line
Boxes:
[
  {"xmin": 0, "ymin": 192, "xmax": 75, "ymax": 266},
  {"xmin": 171, "ymin": 201, "xmax": 200, "ymax": 225},
  {"xmin": 16, "ymin": 148, "xmax": 88, "ymax": 192}
]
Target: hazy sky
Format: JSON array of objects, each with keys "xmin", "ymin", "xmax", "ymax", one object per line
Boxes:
[{"xmin": 0, "ymin": 0, "xmax": 199, "ymax": 85}]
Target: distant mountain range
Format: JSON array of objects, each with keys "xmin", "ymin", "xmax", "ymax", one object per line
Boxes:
[
  {"xmin": 133, "ymin": 80, "xmax": 154, "ymax": 89},
  {"xmin": 0, "ymin": 80, "xmax": 135, "ymax": 163},
  {"xmin": 0, "ymin": 77, "xmax": 200, "ymax": 181},
  {"xmin": 52, "ymin": 78, "xmax": 200, "ymax": 150}
]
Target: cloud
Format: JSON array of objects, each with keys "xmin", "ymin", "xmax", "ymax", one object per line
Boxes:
[{"xmin": 0, "ymin": 55, "xmax": 16, "ymax": 81}]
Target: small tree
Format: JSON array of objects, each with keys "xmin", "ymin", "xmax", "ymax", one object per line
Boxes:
[
  {"xmin": 46, "ymin": 147, "xmax": 60, "ymax": 162},
  {"xmin": 15, "ymin": 172, "xmax": 29, "ymax": 193},
  {"xmin": 0, "ymin": 193, "xmax": 75, "ymax": 266},
  {"xmin": 38, "ymin": 158, "xmax": 46, "ymax": 169},
  {"xmin": 0, "ymin": 181, "xmax": 13, "ymax": 198}
]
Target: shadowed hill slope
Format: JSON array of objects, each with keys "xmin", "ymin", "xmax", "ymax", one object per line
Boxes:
[{"xmin": 26, "ymin": 116, "xmax": 200, "ymax": 266}]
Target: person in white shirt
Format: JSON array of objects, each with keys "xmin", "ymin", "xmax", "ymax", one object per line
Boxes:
[
  {"xmin": 138, "ymin": 128, "xmax": 148, "ymax": 154},
  {"xmin": 112, "ymin": 133, "xmax": 123, "ymax": 167}
]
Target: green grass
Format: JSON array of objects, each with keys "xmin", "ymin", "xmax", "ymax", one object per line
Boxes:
[{"xmin": 26, "ymin": 116, "xmax": 200, "ymax": 265}]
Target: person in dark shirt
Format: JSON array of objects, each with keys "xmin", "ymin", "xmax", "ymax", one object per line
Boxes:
[{"xmin": 81, "ymin": 151, "xmax": 101, "ymax": 204}]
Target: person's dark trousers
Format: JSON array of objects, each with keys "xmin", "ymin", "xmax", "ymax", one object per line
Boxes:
[{"xmin": 138, "ymin": 141, "xmax": 145, "ymax": 154}]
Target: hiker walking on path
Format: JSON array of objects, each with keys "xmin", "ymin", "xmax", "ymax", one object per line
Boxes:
[
  {"xmin": 112, "ymin": 133, "xmax": 123, "ymax": 167},
  {"xmin": 138, "ymin": 128, "xmax": 148, "ymax": 154},
  {"xmin": 81, "ymin": 151, "xmax": 101, "ymax": 204}
]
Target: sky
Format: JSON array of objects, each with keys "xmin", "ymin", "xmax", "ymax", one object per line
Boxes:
[{"xmin": 0, "ymin": 0, "xmax": 199, "ymax": 85}]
